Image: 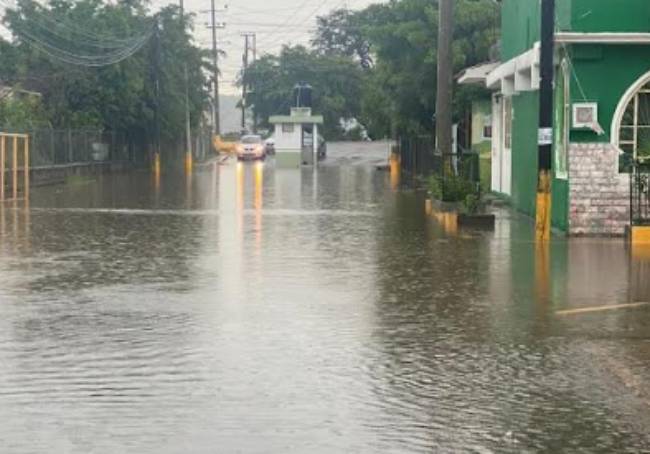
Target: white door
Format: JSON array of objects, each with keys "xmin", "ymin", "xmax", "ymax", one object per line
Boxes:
[{"xmin": 501, "ymin": 96, "xmax": 513, "ymax": 196}]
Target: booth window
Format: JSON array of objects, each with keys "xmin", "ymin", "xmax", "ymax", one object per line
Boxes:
[{"xmin": 282, "ymin": 123, "xmax": 294, "ymax": 133}]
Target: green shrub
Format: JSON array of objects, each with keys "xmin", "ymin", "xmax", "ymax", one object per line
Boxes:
[
  {"xmin": 429, "ymin": 172, "xmax": 481, "ymax": 208},
  {"xmin": 463, "ymin": 194, "xmax": 480, "ymax": 214},
  {"xmin": 428, "ymin": 175, "xmax": 443, "ymax": 200}
]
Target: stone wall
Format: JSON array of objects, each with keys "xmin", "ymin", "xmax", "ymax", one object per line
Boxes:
[{"xmin": 568, "ymin": 143, "xmax": 630, "ymax": 236}]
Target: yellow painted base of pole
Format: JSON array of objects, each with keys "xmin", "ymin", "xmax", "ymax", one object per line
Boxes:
[
  {"xmin": 184, "ymin": 152, "xmax": 193, "ymax": 175},
  {"xmin": 630, "ymin": 226, "xmax": 650, "ymax": 245},
  {"xmin": 389, "ymin": 152, "xmax": 401, "ymax": 190},
  {"xmin": 535, "ymin": 169, "xmax": 552, "ymax": 242},
  {"xmin": 153, "ymin": 153, "xmax": 161, "ymax": 175}
]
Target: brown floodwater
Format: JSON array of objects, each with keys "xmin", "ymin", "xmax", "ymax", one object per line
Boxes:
[{"xmin": 0, "ymin": 142, "xmax": 649, "ymax": 453}]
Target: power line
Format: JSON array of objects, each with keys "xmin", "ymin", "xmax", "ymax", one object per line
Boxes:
[
  {"xmin": 0, "ymin": 0, "xmax": 154, "ymax": 66},
  {"xmin": 0, "ymin": 0, "xmax": 148, "ymax": 48}
]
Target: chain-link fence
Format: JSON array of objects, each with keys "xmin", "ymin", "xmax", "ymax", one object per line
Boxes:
[
  {"xmin": 1, "ymin": 128, "xmax": 136, "ymax": 167},
  {"xmin": 1, "ymin": 127, "xmax": 214, "ymax": 169}
]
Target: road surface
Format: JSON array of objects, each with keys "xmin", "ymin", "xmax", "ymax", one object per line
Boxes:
[{"xmin": 0, "ymin": 141, "xmax": 649, "ymax": 453}]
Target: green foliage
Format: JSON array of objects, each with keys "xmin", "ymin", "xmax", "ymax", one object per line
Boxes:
[
  {"xmin": 429, "ymin": 172, "xmax": 477, "ymax": 204},
  {"xmin": 0, "ymin": 0, "xmax": 210, "ymax": 158},
  {"xmin": 313, "ymin": 0, "xmax": 500, "ymax": 138},
  {"xmin": 241, "ymin": 45, "xmax": 364, "ymax": 139},
  {"xmin": 463, "ymin": 193, "xmax": 480, "ymax": 214},
  {"xmin": 428, "ymin": 175, "xmax": 443, "ymax": 200},
  {"xmin": 0, "ymin": 95, "xmax": 49, "ymax": 129}
]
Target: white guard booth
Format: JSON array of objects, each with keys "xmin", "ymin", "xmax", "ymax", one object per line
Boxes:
[{"xmin": 269, "ymin": 107, "xmax": 324, "ymax": 168}]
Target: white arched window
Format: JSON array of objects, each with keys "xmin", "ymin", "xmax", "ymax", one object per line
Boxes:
[{"xmin": 613, "ymin": 72, "xmax": 650, "ymax": 170}]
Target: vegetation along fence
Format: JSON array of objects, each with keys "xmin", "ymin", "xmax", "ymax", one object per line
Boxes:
[{"xmin": 397, "ymin": 136, "xmax": 480, "ymax": 187}]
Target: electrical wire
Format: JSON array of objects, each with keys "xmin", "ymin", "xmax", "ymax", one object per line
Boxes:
[
  {"xmin": 0, "ymin": 0, "xmax": 154, "ymax": 67},
  {"xmin": 0, "ymin": 0, "xmax": 146, "ymax": 47}
]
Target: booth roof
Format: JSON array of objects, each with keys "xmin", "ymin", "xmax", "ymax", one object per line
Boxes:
[{"xmin": 269, "ymin": 115, "xmax": 324, "ymax": 125}]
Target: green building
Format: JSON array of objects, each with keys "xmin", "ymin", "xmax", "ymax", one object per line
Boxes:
[{"xmin": 465, "ymin": 0, "xmax": 650, "ymax": 235}]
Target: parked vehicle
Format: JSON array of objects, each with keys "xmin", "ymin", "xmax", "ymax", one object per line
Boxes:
[
  {"xmin": 237, "ymin": 135, "xmax": 265, "ymax": 161},
  {"xmin": 264, "ymin": 137, "xmax": 275, "ymax": 155}
]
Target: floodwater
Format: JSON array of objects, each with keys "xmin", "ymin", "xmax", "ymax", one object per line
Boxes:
[{"xmin": 0, "ymin": 142, "xmax": 649, "ymax": 453}]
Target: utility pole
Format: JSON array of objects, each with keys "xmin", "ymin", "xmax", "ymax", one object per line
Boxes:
[
  {"xmin": 180, "ymin": 0, "xmax": 192, "ymax": 172},
  {"xmin": 241, "ymin": 33, "xmax": 249, "ymax": 130},
  {"xmin": 152, "ymin": 14, "xmax": 162, "ymax": 174},
  {"xmin": 251, "ymin": 33, "xmax": 257, "ymax": 132},
  {"xmin": 210, "ymin": 0, "xmax": 221, "ymax": 135},
  {"xmin": 535, "ymin": 0, "xmax": 555, "ymax": 241},
  {"xmin": 435, "ymin": 0, "xmax": 453, "ymax": 168},
  {"xmin": 241, "ymin": 32, "xmax": 255, "ymax": 131}
]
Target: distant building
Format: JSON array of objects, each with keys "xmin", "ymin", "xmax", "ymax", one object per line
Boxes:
[
  {"xmin": 461, "ymin": 0, "xmax": 650, "ymax": 235},
  {"xmin": 458, "ymin": 62, "xmax": 499, "ymax": 191}
]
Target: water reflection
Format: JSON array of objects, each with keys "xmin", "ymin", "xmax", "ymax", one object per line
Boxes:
[{"xmin": 0, "ymin": 143, "xmax": 648, "ymax": 453}]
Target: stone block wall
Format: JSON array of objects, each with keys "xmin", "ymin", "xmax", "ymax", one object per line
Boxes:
[{"xmin": 568, "ymin": 143, "xmax": 630, "ymax": 236}]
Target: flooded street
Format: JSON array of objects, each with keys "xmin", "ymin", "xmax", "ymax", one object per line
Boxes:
[{"xmin": 0, "ymin": 142, "xmax": 649, "ymax": 453}]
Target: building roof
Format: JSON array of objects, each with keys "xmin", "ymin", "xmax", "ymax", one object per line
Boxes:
[
  {"xmin": 269, "ymin": 115, "xmax": 324, "ymax": 125},
  {"xmin": 457, "ymin": 62, "xmax": 500, "ymax": 85}
]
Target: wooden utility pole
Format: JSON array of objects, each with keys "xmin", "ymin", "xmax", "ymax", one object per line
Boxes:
[
  {"xmin": 180, "ymin": 0, "xmax": 192, "ymax": 172},
  {"xmin": 152, "ymin": 15, "xmax": 162, "ymax": 173},
  {"xmin": 241, "ymin": 33, "xmax": 250, "ymax": 130},
  {"xmin": 435, "ymin": 0, "xmax": 454, "ymax": 162},
  {"xmin": 535, "ymin": 0, "xmax": 555, "ymax": 241},
  {"xmin": 251, "ymin": 33, "xmax": 257, "ymax": 132},
  {"xmin": 210, "ymin": 0, "xmax": 221, "ymax": 135}
]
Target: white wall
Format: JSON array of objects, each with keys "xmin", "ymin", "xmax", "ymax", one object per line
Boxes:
[{"xmin": 274, "ymin": 123, "xmax": 302, "ymax": 151}]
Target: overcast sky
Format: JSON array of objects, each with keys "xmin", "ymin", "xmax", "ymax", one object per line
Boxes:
[{"xmin": 161, "ymin": 0, "xmax": 381, "ymax": 94}]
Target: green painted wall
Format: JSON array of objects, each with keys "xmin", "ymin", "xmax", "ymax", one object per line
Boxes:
[
  {"xmin": 510, "ymin": 93, "xmax": 538, "ymax": 219},
  {"xmin": 556, "ymin": 0, "xmax": 573, "ymax": 31},
  {"xmin": 509, "ymin": 92, "xmax": 569, "ymax": 231},
  {"xmin": 571, "ymin": 0, "xmax": 650, "ymax": 33},
  {"xmin": 570, "ymin": 46, "xmax": 650, "ymax": 144},
  {"xmin": 500, "ymin": 0, "xmax": 540, "ymax": 60},
  {"xmin": 498, "ymin": 0, "xmax": 650, "ymax": 232}
]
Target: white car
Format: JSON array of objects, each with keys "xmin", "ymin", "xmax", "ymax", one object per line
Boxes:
[{"xmin": 237, "ymin": 135, "xmax": 265, "ymax": 161}]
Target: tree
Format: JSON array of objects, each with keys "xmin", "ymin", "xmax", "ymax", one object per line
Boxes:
[
  {"xmin": 241, "ymin": 45, "xmax": 364, "ymax": 139},
  {"xmin": 313, "ymin": 0, "xmax": 500, "ymax": 139},
  {"xmin": 0, "ymin": 0, "xmax": 210, "ymax": 158}
]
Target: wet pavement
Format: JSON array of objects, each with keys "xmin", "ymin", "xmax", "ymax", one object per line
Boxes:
[{"xmin": 0, "ymin": 141, "xmax": 649, "ymax": 453}]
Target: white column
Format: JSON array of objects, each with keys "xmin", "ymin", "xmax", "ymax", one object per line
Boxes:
[{"xmin": 313, "ymin": 123, "xmax": 318, "ymax": 162}]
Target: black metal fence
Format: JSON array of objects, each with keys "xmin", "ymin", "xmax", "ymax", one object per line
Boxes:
[
  {"xmin": 397, "ymin": 136, "xmax": 480, "ymax": 185},
  {"xmin": 631, "ymin": 169, "xmax": 650, "ymax": 226}
]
